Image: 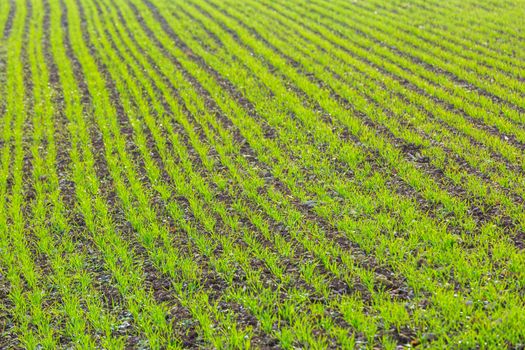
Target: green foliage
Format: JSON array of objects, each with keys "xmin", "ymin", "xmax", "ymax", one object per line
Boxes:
[{"xmin": 0, "ymin": 0, "xmax": 524, "ymax": 347}]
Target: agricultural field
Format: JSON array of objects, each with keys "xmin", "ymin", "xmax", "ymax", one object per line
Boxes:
[{"xmin": 0, "ymin": 0, "xmax": 524, "ymax": 348}]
